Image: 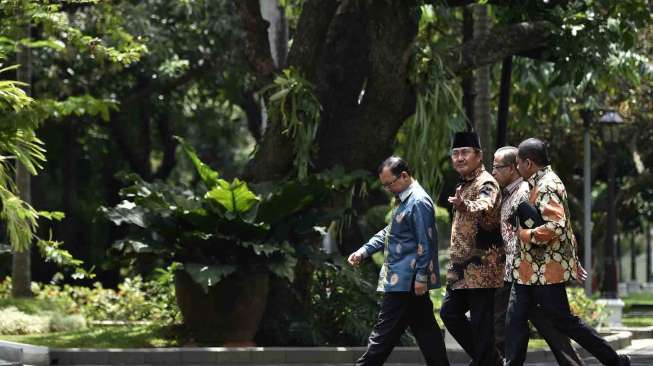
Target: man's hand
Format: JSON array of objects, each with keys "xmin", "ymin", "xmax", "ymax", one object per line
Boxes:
[
  {"xmin": 575, "ymin": 263, "xmax": 588, "ymax": 284},
  {"xmin": 448, "ymin": 187, "xmax": 465, "ymax": 211},
  {"xmin": 518, "ymin": 228, "xmax": 531, "ymax": 244},
  {"xmin": 414, "ymin": 280, "xmax": 427, "ymax": 296},
  {"xmin": 348, "ymin": 250, "xmax": 364, "ymax": 266}
]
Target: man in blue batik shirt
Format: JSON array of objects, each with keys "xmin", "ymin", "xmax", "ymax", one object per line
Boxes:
[{"xmin": 348, "ymin": 156, "xmax": 449, "ymax": 366}]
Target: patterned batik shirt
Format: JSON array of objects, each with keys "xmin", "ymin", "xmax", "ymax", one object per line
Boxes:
[
  {"xmin": 357, "ymin": 181, "xmax": 442, "ymax": 292},
  {"xmin": 513, "ymin": 166, "xmax": 580, "ymax": 285},
  {"xmin": 499, "ymin": 178, "xmax": 530, "ymax": 282},
  {"xmin": 446, "ymin": 167, "xmax": 504, "ymax": 289}
]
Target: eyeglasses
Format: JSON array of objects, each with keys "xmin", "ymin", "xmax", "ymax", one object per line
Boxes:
[
  {"xmin": 492, "ymin": 164, "xmax": 512, "ymax": 171},
  {"xmin": 382, "ymin": 176, "xmax": 401, "ymax": 189},
  {"xmin": 451, "ymin": 148, "xmax": 476, "ymax": 159}
]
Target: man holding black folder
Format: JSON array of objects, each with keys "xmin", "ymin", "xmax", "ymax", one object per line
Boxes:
[
  {"xmin": 504, "ymin": 138, "xmax": 630, "ymax": 366},
  {"xmin": 491, "ymin": 146, "xmax": 583, "ymax": 365}
]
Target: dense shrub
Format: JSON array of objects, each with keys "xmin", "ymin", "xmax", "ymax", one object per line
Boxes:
[
  {"xmin": 0, "ymin": 269, "xmax": 179, "ymax": 327},
  {"xmin": 0, "ymin": 306, "xmax": 86, "ymax": 335},
  {"xmin": 567, "ymin": 287, "xmax": 607, "ymax": 327},
  {"xmin": 0, "ymin": 307, "xmax": 51, "ymax": 334}
]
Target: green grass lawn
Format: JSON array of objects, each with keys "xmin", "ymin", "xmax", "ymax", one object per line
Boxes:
[
  {"xmin": 621, "ymin": 292, "xmax": 653, "ymax": 326},
  {"xmin": 622, "ymin": 292, "xmax": 653, "ymax": 309},
  {"xmin": 622, "ymin": 292, "xmax": 653, "ymax": 304},
  {"xmin": 622, "ymin": 316, "xmax": 653, "ymax": 327},
  {"xmin": 0, "ymin": 325, "xmax": 178, "ymax": 348},
  {"xmin": 527, "ymin": 338, "xmax": 548, "ymax": 349}
]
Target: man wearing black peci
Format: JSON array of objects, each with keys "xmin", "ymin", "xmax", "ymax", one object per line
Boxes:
[{"xmin": 440, "ymin": 131, "xmax": 504, "ymax": 366}]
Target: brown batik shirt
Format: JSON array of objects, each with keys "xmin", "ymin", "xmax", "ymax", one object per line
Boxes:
[
  {"xmin": 446, "ymin": 166, "xmax": 504, "ymax": 289},
  {"xmin": 513, "ymin": 166, "xmax": 580, "ymax": 285},
  {"xmin": 500, "ymin": 178, "xmax": 530, "ymax": 282}
]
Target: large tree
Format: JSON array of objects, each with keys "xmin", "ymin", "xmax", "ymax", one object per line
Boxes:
[{"xmin": 237, "ymin": 0, "xmax": 649, "ymax": 184}]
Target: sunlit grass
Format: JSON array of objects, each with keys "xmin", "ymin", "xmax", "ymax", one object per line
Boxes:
[
  {"xmin": 527, "ymin": 338, "xmax": 548, "ymax": 349},
  {"xmin": 622, "ymin": 317, "xmax": 653, "ymax": 327},
  {"xmin": 0, "ymin": 325, "xmax": 177, "ymax": 348},
  {"xmin": 622, "ymin": 292, "xmax": 653, "ymax": 308}
]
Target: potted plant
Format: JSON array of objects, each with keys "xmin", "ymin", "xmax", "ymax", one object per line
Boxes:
[{"xmin": 104, "ymin": 140, "xmax": 342, "ymax": 345}]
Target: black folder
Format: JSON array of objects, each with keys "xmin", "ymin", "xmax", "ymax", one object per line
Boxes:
[{"xmin": 516, "ymin": 201, "xmax": 545, "ymax": 229}]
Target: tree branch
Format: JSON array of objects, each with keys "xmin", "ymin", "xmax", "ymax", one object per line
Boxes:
[
  {"xmin": 108, "ymin": 113, "xmax": 151, "ymax": 179},
  {"xmin": 447, "ymin": 21, "xmax": 553, "ymax": 77},
  {"xmin": 234, "ymin": 0, "xmax": 276, "ymax": 83},
  {"xmin": 121, "ymin": 62, "xmax": 216, "ymax": 107},
  {"xmin": 242, "ymin": 0, "xmax": 340, "ymax": 182},
  {"xmin": 433, "ymin": 0, "xmax": 569, "ymax": 8},
  {"xmin": 241, "ymin": 90, "xmax": 264, "ymax": 143}
]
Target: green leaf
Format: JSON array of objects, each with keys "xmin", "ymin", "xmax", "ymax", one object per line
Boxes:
[
  {"xmin": 113, "ymin": 239, "xmax": 154, "ymax": 254},
  {"xmin": 267, "ymin": 254, "xmax": 297, "ymax": 282},
  {"xmin": 19, "ymin": 38, "xmax": 66, "ymax": 50},
  {"xmin": 38, "ymin": 210, "xmax": 65, "ymax": 221},
  {"xmin": 102, "ymin": 200, "xmax": 147, "ymax": 227},
  {"xmin": 175, "ymin": 136, "xmax": 220, "ymax": 188},
  {"xmin": 240, "ymin": 241, "xmax": 280, "ymax": 256},
  {"xmin": 184, "ymin": 262, "xmax": 237, "ymax": 293},
  {"xmin": 205, "ymin": 178, "xmax": 259, "ymax": 214}
]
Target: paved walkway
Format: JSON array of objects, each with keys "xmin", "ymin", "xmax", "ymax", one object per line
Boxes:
[
  {"xmin": 384, "ymin": 338, "xmax": 652, "ymax": 365},
  {"xmin": 52, "ymin": 339, "xmax": 653, "ymax": 366},
  {"xmin": 18, "ymin": 338, "xmax": 652, "ymax": 365}
]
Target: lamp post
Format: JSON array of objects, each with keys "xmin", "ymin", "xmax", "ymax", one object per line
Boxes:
[
  {"xmin": 645, "ymin": 220, "xmax": 653, "ymax": 282},
  {"xmin": 596, "ymin": 110, "xmax": 624, "ymax": 327}
]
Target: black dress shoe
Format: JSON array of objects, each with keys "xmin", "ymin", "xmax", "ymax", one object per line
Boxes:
[{"xmin": 617, "ymin": 354, "xmax": 631, "ymax": 366}]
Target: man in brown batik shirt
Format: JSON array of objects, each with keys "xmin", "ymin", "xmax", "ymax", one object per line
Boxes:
[{"xmin": 439, "ymin": 131, "xmax": 503, "ymax": 366}]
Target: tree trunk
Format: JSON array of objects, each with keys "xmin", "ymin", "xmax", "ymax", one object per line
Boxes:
[
  {"xmin": 241, "ymin": 4, "xmax": 552, "ymax": 182},
  {"xmin": 473, "ymin": 5, "xmax": 492, "ymax": 164},
  {"xmin": 62, "ymin": 122, "xmax": 81, "ymax": 259},
  {"xmin": 631, "ymin": 232, "xmax": 637, "ymax": 281},
  {"xmin": 461, "ymin": 7, "xmax": 475, "ymax": 130},
  {"xmin": 12, "ymin": 164, "xmax": 32, "ymax": 298},
  {"xmin": 496, "ymin": 56, "xmax": 512, "ymax": 149},
  {"xmin": 647, "ymin": 221, "xmax": 652, "ymax": 282},
  {"xmin": 12, "ymin": 14, "xmax": 33, "ymax": 298}
]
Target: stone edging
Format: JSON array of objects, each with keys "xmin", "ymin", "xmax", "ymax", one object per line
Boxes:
[
  {"xmin": 606, "ymin": 326, "xmax": 653, "ymax": 340},
  {"xmin": 0, "ymin": 331, "xmax": 632, "ymax": 365}
]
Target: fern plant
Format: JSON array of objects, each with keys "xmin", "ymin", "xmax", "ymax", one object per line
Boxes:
[{"xmin": 261, "ymin": 67, "xmax": 322, "ymax": 180}]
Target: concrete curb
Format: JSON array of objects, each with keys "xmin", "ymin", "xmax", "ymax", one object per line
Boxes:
[
  {"xmin": 0, "ymin": 330, "xmax": 633, "ymax": 365},
  {"xmin": 575, "ymin": 331, "xmax": 632, "ymax": 360},
  {"xmin": 607, "ymin": 326, "xmax": 653, "ymax": 339}
]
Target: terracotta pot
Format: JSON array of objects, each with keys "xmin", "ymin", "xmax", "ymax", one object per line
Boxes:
[{"xmin": 174, "ymin": 269, "xmax": 270, "ymax": 345}]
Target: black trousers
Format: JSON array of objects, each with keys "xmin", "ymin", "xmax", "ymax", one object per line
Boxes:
[
  {"xmin": 440, "ymin": 287, "xmax": 501, "ymax": 366},
  {"xmin": 355, "ymin": 291, "xmax": 449, "ymax": 366},
  {"xmin": 494, "ymin": 282, "xmax": 584, "ymax": 366},
  {"xmin": 505, "ymin": 283, "xmax": 620, "ymax": 366}
]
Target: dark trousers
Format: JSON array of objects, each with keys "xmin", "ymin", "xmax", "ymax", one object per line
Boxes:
[
  {"xmin": 494, "ymin": 282, "xmax": 584, "ymax": 366},
  {"xmin": 505, "ymin": 283, "xmax": 620, "ymax": 366},
  {"xmin": 355, "ymin": 291, "xmax": 449, "ymax": 366},
  {"xmin": 440, "ymin": 288, "xmax": 500, "ymax": 366}
]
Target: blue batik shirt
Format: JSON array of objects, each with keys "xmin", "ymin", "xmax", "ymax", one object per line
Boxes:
[{"xmin": 357, "ymin": 181, "xmax": 442, "ymax": 292}]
